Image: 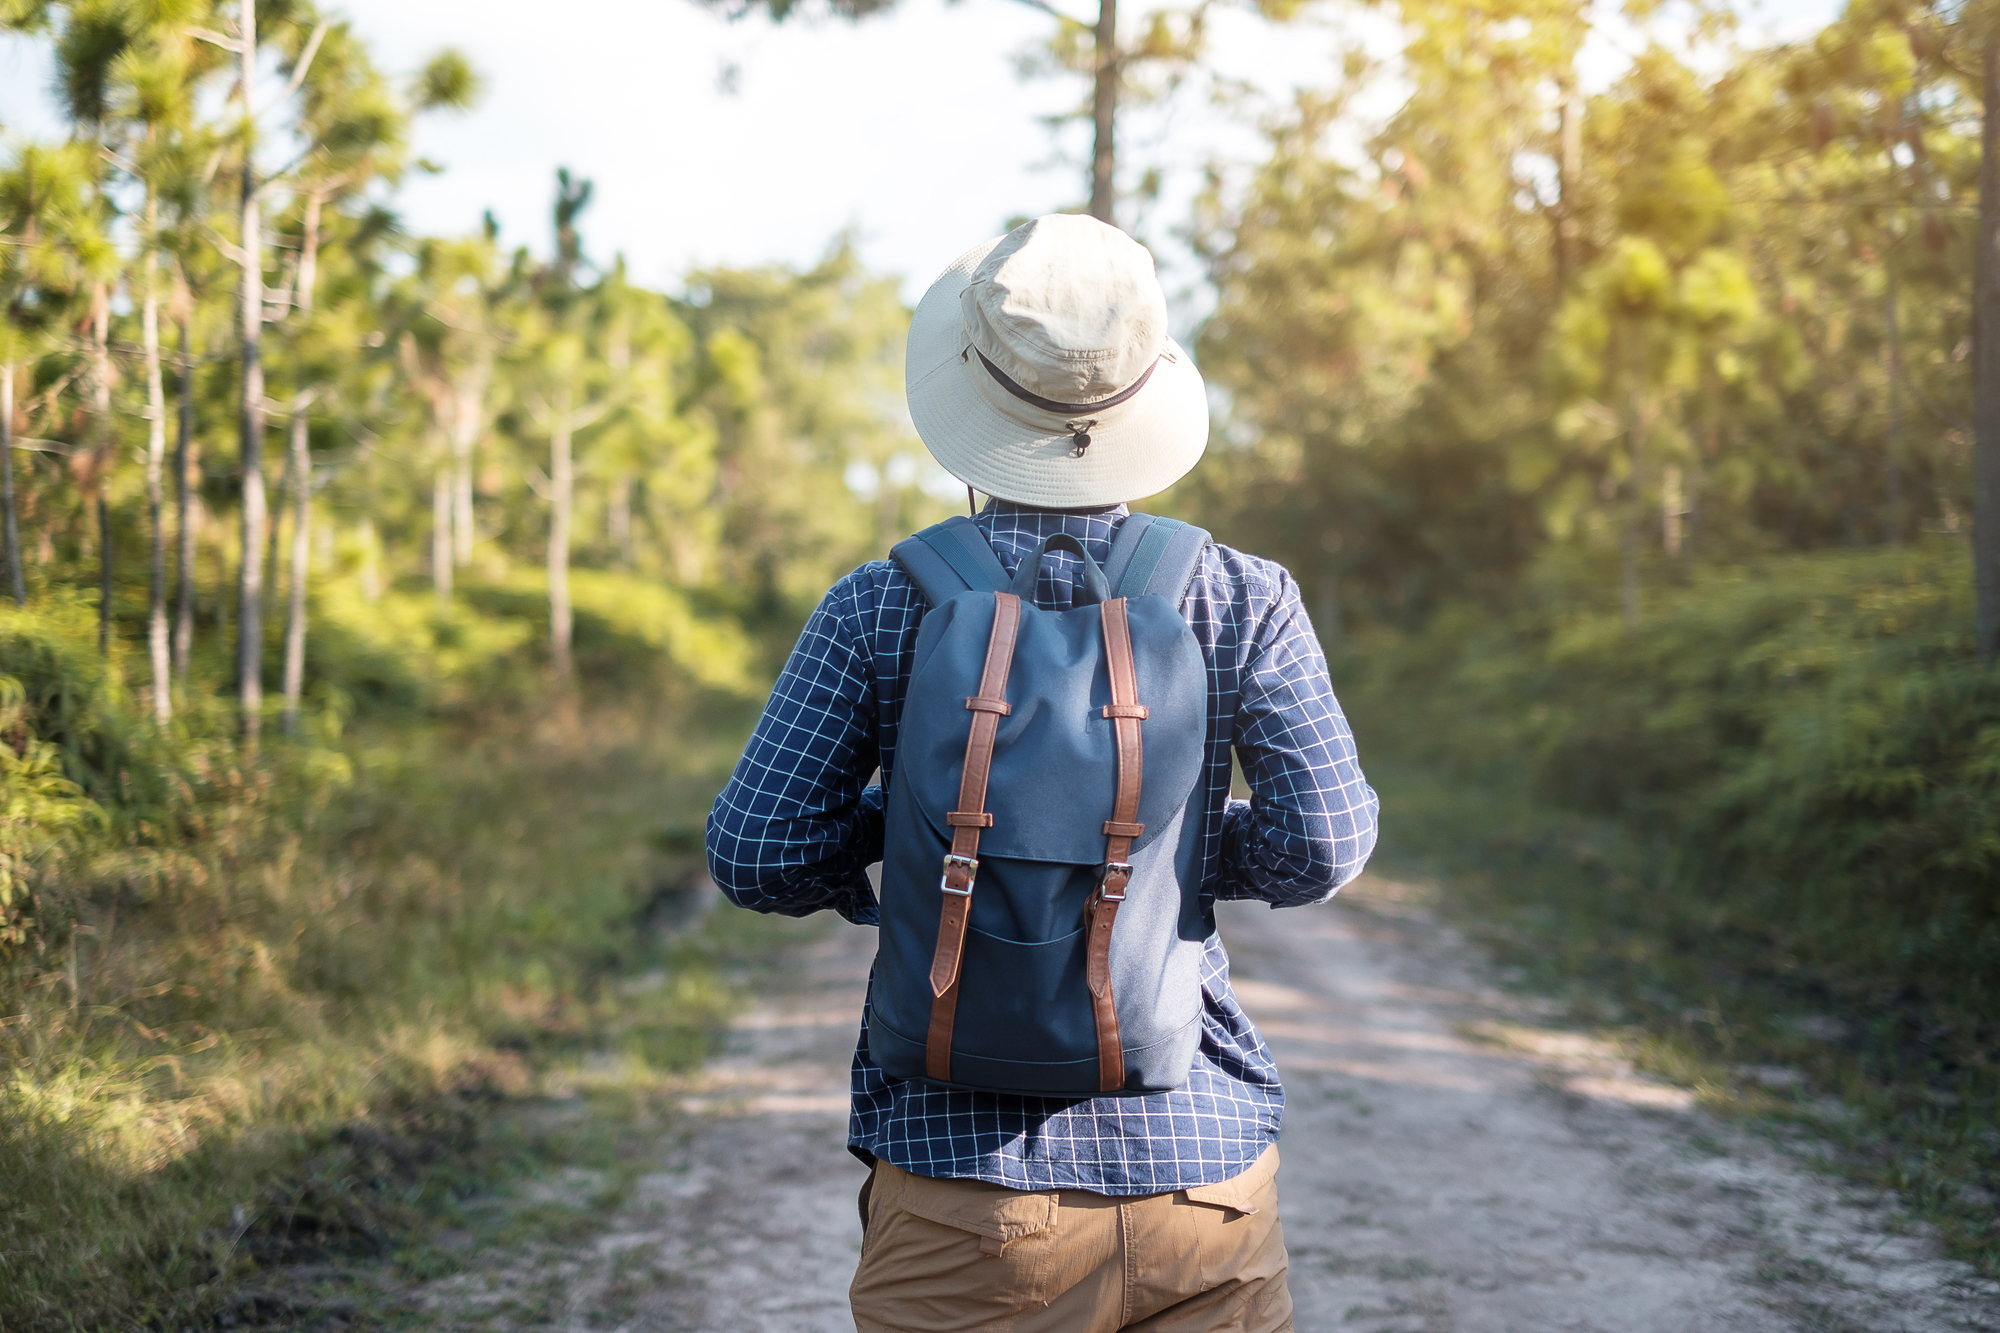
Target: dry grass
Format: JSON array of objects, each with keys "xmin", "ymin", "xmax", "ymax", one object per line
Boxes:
[{"xmin": 0, "ymin": 692, "xmax": 761, "ymax": 1332}]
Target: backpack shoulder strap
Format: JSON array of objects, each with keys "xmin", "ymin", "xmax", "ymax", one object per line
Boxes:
[
  {"xmin": 1103, "ymin": 513, "xmax": 1211, "ymax": 604},
  {"xmin": 890, "ymin": 516, "xmax": 1012, "ymax": 607}
]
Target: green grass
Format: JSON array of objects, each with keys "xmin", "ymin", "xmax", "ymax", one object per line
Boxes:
[
  {"xmin": 0, "ymin": 684, "xmax": 771, "ymax": 1332},
  {"xmin": 1364, "ymin": 756, "xmax": 2000, "ymax": 1275}
]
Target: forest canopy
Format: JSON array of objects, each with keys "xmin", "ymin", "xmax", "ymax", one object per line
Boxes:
[{"xmin": 1190, "ymin": 0, "xmax": 1979, "ymax": 636}]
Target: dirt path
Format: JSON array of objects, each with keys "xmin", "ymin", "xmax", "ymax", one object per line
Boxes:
[{"xmin": 414, "ymin": 878, "xmax": 1998, "ymax": 1332}]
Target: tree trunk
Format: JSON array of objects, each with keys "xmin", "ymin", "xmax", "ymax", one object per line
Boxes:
[
  {"xmin": 282, "ymin": 405, "xmax": 310, "ymax": 735},
  {"xmin": 358, "ymin": 516, "xmax": 380, "ymax": 603},
  {"xmin": 266, "ymin": 438, "xmax": 288, "ymax": 627},
  {"xmin": 1090, "ymin": 0, "xmax": 1118, "ymax": 224},
  {"xmin": 143, "ymin": 209, "xmax": 171, "ymax": 723},
  {"xmin": 1693, "ymin": 365, "xmax": 1718, "ymax": 559},
  {"xmin": 296, "ymin": 188, "xmax": 322, "ymax": 321},
  {"xmin": 1980, "ymin": 40, "xmax": 2000, "ymax": 663},
  {"xmin": 213, "ymin": 516, "xmax": 230, "ymax": 640},
  {"xmin": 237, "ymin": 0, "xmax": 267, "ymax": 739},
  {"xmin": 609, "ymin": 474, "xmax": 633, "ymax": 566},
  {"xmin": 549, "ymin": 387, "xmax": 574, "ymax": 683},
  {"xmin": 174, "ymin": 314, "xmax": 195, "ymax": 675},
  {"xmin": 1554, "ymin": 80, "xmax": 1582, "ymax": 289},
  {"xmin": 451, "ymin": 367, "xmax": 485, "ymax": 566},
  {"xmin": 98, "ymin": 496, "xmax": 112, "ymax": 653},
  {"xmin": 1, "ymin": 363, "xmax": 20, "ymax": 605},
  {"xmin": 91, "ymin": 282, "xmax": 112, "ymax": 653},
  {"xmin": 1885, "ymin": 267, "xmax": 1904, "ymax": 545},
  {"xmin": 1621, "ymin": 331, "xmax": 1648, "ymax": 629},
  {"xmin": 286, "ymin": 187, "xmax": 324, "ymax": 728},
  {"xmin": 454, "ymin": 446, "xmax": 475, "ymax": 565},
  {"xmin": 432, "ymin": 459, "xmax": 453, "ymax": 603},
  {"xmin": 1661, "ymin": 463, "xmax": 1683, "ymax": 559}
]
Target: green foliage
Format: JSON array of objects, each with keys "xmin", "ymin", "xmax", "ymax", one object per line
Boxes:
[
  {"xmin": 413, "ymin": 47, "xmax": 480, "ymax": 112},
  {"xmin": 0, "ymin": 680, "xmax": 98, "ymax": 915},
  {"xmin": 0, "ymin": 696, "xmax": 760, "ymax": 1332},
  {"xmin": 0, "ymin": 596, "xmax": 170, "ymax": 812},
  {"xmin": 1191, "ymin": 0, "xmax": 1974, "ymax": 628},
  {"xmin": 680, "ymin": 238, "xmax": 942, "ymax": 626},
  {"xmin": 293, "ymin": 568, "xmax": 756, "ymax": 715},
  {"xmin": 1340, "ymin": 540, "xmax": 1999, "ymax": 1065}
]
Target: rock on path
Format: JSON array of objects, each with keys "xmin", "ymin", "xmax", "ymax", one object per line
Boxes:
[{"xmin": 419, "ymin": 879, "xmax": 1998, "ymax": 1332}]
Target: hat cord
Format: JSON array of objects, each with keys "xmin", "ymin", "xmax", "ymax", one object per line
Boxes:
[{"xmin": 968, "ymin": 347, "xmax": 1161, "ymax": 462}]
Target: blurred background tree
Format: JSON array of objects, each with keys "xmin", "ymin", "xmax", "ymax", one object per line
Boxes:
[{"xmin": 1193, "ymin": 0, "xmax": 1980, "ymax": 634}]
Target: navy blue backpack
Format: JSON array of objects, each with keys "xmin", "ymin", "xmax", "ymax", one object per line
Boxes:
[{"xmin": 869, "ymin": 513, "xmax": 1213, "ymax": 1097}]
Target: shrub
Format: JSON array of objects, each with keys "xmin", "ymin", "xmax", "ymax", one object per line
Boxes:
[{"xmin": 1340, "ymin": 538, "xmax": 2000, "ymax": 1062}]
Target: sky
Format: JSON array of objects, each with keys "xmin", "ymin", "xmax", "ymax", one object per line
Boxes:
[{"xmin": 2, "ymin": 0, "xmax": 1844, "ymax": 315}]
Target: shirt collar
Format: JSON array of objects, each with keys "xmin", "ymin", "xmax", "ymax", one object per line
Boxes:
[{"xmin": 979, "ymin": 498, "xmax": 1131, "ymax": 521}]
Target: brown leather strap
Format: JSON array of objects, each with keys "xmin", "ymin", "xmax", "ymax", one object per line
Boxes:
[
  {"xmin": 1099, "ymin": 598, "xmax": 1145, "ymax": 860},
  {"xmin": 1085, "ymin": 892, "xmax": 1124, "ymax": 1090},
  {"xmin": 1087, "ymin": 597, "xmax": 1146, "ymax": 1093},
  {"xmin": 926, "ymin": 591, "xmax": 1022, "ymax": 1082}
]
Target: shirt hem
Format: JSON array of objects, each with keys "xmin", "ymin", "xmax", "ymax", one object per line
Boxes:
[{"xmin": 847, "ymin": 1129, "xmax": 1280, "ymax": 1197}]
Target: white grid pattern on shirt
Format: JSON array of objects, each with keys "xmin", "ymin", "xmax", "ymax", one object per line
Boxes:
[{"xmin": 706, "ymin": 502, "xmax": 1379, "ymax": 1192}]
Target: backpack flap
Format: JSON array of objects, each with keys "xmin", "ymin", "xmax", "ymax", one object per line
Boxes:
[{"xmin": 895, "ymin": 591, "xmax": 1206, "ymax": 868}]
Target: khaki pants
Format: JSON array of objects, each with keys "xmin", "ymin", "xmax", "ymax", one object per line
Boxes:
[{"xmin": 850, "ymin": 1146, "xmax": 1293, "ymax": 1333}]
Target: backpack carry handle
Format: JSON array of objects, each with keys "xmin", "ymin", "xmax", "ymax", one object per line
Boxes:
[{"xmin": 1009, "ymin": 533, "xmax": 1111, "ymax": 605}]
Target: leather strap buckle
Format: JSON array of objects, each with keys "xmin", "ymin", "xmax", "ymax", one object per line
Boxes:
[
  {"xmin": 1097, "ymin": 861, "xmax": 1133, "ymax": 902},
  {"xmin": 941, "ymin": 854, "xmax": 979, "ymax": 896}
]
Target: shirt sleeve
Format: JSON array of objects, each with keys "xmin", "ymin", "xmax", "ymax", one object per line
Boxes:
[
  {"xmin": 705, "ymin": 573, "xmax": 884, "ymax": 925},
  {"xmin": 1216, "ymin": 570, "xmax": 1379, "ymax": 907}
]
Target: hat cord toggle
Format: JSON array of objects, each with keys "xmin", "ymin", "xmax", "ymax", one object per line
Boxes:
[{"xmin": 970, "ymin": 347, "xmax": 1161, "ymax": 460}]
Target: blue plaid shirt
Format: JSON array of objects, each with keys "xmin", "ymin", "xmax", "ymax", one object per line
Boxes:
[{"xmin": 707, "ymin": 501, "xmax": 1378, "ymax": 1194}]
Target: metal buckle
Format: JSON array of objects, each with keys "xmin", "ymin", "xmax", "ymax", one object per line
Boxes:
[
  {"xmin": 940, "ymin": 854, "xmax": 978, "ymax": 896},
  {"xmin": 1097, "ymin": 862, "xmax": 1133, "ymax": 903}
]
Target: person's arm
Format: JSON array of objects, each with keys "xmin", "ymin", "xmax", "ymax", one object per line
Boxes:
[
  {"xmin": 1217, "ymin": 568, "xmax": 1379, "ymax": 907},
  {"xmin": 705, "ymin": 572, "xmax": 884, "ymax": 924}
]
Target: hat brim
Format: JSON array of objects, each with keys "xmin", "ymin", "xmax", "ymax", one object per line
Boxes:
[{"xmin": 905, "ymin": 236, "xmax": 1209, "ymax": 510}]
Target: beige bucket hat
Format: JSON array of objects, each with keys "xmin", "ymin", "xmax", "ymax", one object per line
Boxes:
[{"xmin": 905, "ymin": 214, "xmax": 1209, "ymax": 510}]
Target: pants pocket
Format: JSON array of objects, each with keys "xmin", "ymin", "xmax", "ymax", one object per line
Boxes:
[
  {"xmin": 850, "ymin": 1163, "xmax": 1062, "ymax": 1332},
  {"xmin": 1186, "ymin": 1148, "xmax": 1290, "ymax": 1298}
]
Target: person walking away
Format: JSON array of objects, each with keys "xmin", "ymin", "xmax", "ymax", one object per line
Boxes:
[{"xmin": 707, "ymin": 214, "xmax": 1379, "ymax": 1332}]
